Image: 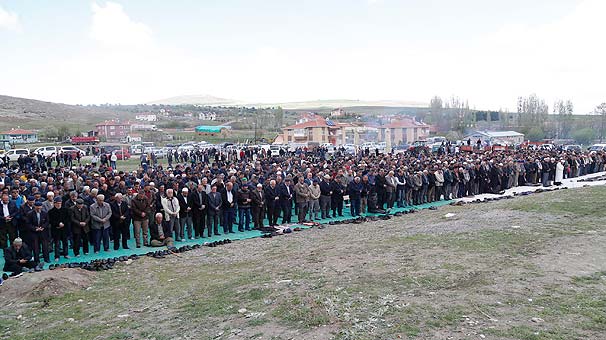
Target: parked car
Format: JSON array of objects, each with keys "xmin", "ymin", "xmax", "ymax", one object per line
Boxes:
[
  {"xmin": 563, "ymin": 144, "xmax": 582, "ymax": 152},
  {"xmin": 269, "ymin": 145, "xmax": 282, "ymax": 156},
  {"xmin": 6, "ymin": 149, "xmax": 30, "ymax": 161},
  {"xmin": 151, "ymin": 147, "xmax": 166, "ymax": 159},
  {"xmin": 33, "ymin": 146, "xmax": 60, "ymax": 157},
  {"xmin": 588, "ymin": 144, "xmax": 606, "ymax": 152},
  {"xmin": 59, "ymin": 146, "xmax": 85, "ymax": 157}
]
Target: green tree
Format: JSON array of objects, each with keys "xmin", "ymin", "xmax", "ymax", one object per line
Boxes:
[
  {"xmin": 526, "ymin": 127, "xmax": 545, "ymax": 142},
  {"xmin": 571, "ymin": 128, "xmax": 596, "ymax": 145},
  {"xmin": 57, "ymin": 125, "xmax": 71, "ymax": 141},
  {"xmin": 595, "ymin": 103, "xmax": 606, "ymax": 142},
  {"xmin": 274, "ymin": 107, "xmax": 284, "ymax": 128}
]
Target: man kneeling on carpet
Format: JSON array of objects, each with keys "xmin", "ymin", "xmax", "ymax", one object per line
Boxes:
[
  {"xmin": 3, "ymin": 238, "xmax": 37, "ymax": 276},
  {"xmin": 149, "ymin": 213, "xmax": 174, "ymax": 247}
]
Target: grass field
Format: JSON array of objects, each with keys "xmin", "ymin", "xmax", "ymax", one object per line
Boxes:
[{"xmin": 1, "ymin": 186, "xmax": 606, "ymax": 339}]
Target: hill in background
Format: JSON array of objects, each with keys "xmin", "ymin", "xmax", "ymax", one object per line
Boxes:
[
  {"xmin": 147, "ymin": 94, "xmax": 428, "ymax": 109},
  {"xmin": 0, "ymin": 95, "xmax": 132, "ymax": 131}
]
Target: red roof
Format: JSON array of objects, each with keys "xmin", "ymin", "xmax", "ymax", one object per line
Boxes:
[
  {"xmin": 1, "ymin": 128, "xmax": 35, "ymax": 135},
  {"xmin": 380, "ymin": 118, "xmax": 427, "ymax": 129},
  {"xmin": 284, "ymin": 116, "xmax": 338, "ymax": 129}
]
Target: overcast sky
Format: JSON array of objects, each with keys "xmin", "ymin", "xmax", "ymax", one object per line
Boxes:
[{"xmin": 0, "ymin": 0, "xmax": 604, "ymax": 113}]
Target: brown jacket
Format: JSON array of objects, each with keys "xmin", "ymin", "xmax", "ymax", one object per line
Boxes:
[{"xmin": 131, "ymin": 194, "xmax": 151, "ymax": 221}]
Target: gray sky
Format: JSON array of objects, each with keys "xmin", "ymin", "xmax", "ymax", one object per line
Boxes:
[{"xmin": 0, "ymin": 0, "xmax": 603, "ymax": 113}]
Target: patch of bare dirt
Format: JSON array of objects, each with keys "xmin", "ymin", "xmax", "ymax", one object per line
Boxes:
[{"xmin": 0, "ymin": 268, "xmax": 95, "ymax": 303}]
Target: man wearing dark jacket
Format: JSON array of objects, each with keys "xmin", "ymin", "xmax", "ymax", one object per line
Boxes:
[
  {"xmin": 19, "ymin": 196, "xmax": 36, "ymax": 245},
  {"xmin": 69, "ymin": 199, "xmax": 90, "ymax": 256},
  {"xmin": 277, "ymin": 178, "xmax": 293, "ymax": 224},
  {"xmin": 3, "ymin": 238, "xmax": 36, "ymax": 275},
  {"xmin": 375, "ymin": 169, "xmax": 387, "ymax": 210},
  {"xmin": 48, "ymin": 197, "xmax": 70, "ymax": 260},
  {"xmin": 237, "ymin": 181, "xmax": 252, "ymax": 231},
  {"xmin": 131, "ymin": 190, "xmax": 151, "ymax": 248},
  {"xmin": 319, "ymin": 175, "xmax": 332, "ymax": 219},
  {"xmin": 207, "ymin": 185, "xmax": 222, "ymax": 236},
  {"xmin": 264, "ymin": 180, "xmax": 280, "ymax": 227},
  {"xmin": 0, "ymin": 193, "xmax": 18, "ymax": 249},
  {"xmin": 251, "ymin": 183, "xmax": 265, "ymax": 230},
  {"xmin": 191, "ymin": 184, "xmax": 208, "ymax": 238},
  {"xmin": 110, "ymin": 193, "xmax": 131, "ymax": 250},
  {"xmin": 177, "ymin": 187, "xmax": 194, "ymax": 240},
  {"xmin": 347, "ymin": 177, "xmax": 363, "ymax": 217},
  {"xmin": 26, "ymin": 202, "xmax": 50, "ymax": 264},
  {"xmin": 221, "ymin": 182, "xmax": 237, "ymax": 233},
  {"xmin": 331, "ymin": 177, "xmax": 345, "ymax": 217}
]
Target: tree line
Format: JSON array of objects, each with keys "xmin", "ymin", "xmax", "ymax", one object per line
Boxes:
[{"xmin": 424, "ymin": 94, "xmax": 606, "ymax": 145}]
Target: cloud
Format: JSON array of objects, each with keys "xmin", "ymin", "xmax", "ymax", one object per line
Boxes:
[
  {"xmin": 462, "ymin": 0, "xmax": 606, "ymax": 113},
  {"xmin": 0, "ymin": 5, "xmax": 19, "ymax": 31},
  {"xmin": 90, "ymin": 1, "xmax": 152, "ymax": 47}
]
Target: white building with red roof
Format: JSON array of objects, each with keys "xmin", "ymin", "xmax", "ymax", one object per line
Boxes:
[
  {"xmin": 0, "ymin": 128, "xmax": 38, "ymax": 144},
  {"xmin": 282, "ymin": 115, "xmax": 344, "ymax": 145}
]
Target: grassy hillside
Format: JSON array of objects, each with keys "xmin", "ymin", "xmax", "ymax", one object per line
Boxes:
[{"xmin": 0, "ymin": 95, "xmax": 133, "ymax": 131}]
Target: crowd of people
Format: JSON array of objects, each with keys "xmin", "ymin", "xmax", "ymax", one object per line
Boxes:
[{"xmin": 1, "ymin": 142, "xmax": 605, "ymax": 276}]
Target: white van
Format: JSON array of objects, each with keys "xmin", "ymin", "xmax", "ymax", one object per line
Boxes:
[
  {"xmin": 34, "ymin": 146, "xmax": 59, "ymax": 157},
  {"xmin": 6, "ymin": 149, "xmax": 30, "ymax": 161},
  {"xmin": 269, "ymin": 145, "xmax": 282, "ymax": 156}
]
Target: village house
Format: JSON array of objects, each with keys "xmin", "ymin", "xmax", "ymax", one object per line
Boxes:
[
  {"xmin": 96, "ymin": 119, "xmax": 131, "ymax": 141},
  {"xmin": 377, "ymin": 117, "xmax": 430, "ymax": 145},
  {"xmin": 0, "ymin": 128, "xmax": 38, "ymax": 144},
  {"xmin": 135, "ymin": 114, "xmax": 158, "ymax": 122}
]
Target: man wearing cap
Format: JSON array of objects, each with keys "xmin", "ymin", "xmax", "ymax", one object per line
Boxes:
[
  {"xmin": 161, "ymin": 188, "xmax": 180, "ymax": 240},
  {"xmin": 90, "ymin": 194, "xmax": 112, "ymax": 253},
  {"xmin": 49, "ymin": 197, "xmax": 70, "ymax": 261},
  {"xmin": 0, "ymin": 193, "xmax": 18, "ymax": 249},
  {"xmin": 177, "ymin": 187, "xmax": 194, "ymax": 240},
  {"xmin": 251, "ymin": 183, "xmax": 265, "ymax": 230},
  {"xmin": 149, "ymin": 212, "xmax": 174, "ymax": 247},
  {"xmin": 69, "ymin": 198, "xmax": 90, "ymax": 256},
  {"xmin": 3, "ymin": 237, "xmax": 36, "ymax": 275},
  {"xmin": 42, "ymin": 192, "xmax": 55, "ymax": 213},
  {"xmin": 110, "ymin": 193, "xmax": 131, "ymax": 250},
  {"xmin": 26, "ymin": 201, "xmax": 50, "ymax": 264}
]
